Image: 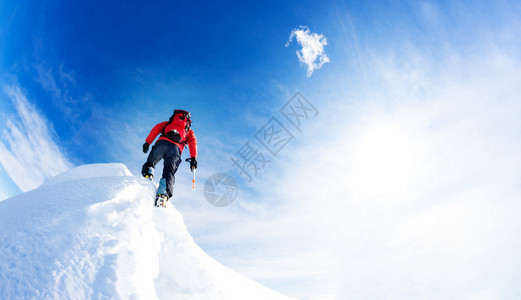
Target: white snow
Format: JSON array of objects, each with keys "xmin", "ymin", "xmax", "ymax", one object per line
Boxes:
[{"xmin": 0, "ymin": 163, "xmax": 294, "ymax": 299}]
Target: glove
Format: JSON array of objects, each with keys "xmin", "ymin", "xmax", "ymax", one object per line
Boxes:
[
  {"xmin": 185, "ymin": 157, "xmax": 197, "ymax": 171},
  {"xmin": 143, "ymin": 142, "xmax": 150, "ymax": 153}
]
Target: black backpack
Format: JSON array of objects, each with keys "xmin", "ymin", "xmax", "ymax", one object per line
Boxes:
[{"xmin": 161, "ymin": 109, "xmax": 192, "ymax": 144}]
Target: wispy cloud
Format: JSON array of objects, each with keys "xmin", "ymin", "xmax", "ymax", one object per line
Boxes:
[
  {"xmin": 32, "ymin": 38, "xmax": 92, "ymax": 126},
  {"xmin": 180, "ymin": 18, "xmax": 521, "ymax": 300},
  {"xmin": 0, "ymin": 84, "xmax": 72, "ymax": 193},
  {"xmin": 33, "ymin": 62, "xmax": 91, "ymax": 125},
  {"xmin": 286, "ymin": 26, "xmax": 329, "ymax": 77},
  {"xmin": 268, "ymin": 45, "xmax": 521, "ymax": 298},
  {"xmin": 0, "ymin": 187, "xmax": 6, "ymax": 201}
]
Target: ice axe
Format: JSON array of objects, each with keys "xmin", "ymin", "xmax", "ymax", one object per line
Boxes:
[{"xmin": 185, "ymin": 158, "xmax": 196, "ymax": 190}]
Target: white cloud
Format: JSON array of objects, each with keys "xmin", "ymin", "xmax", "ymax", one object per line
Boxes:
[
  {"xmin": 286, "ymin": 26, "xmax": 329, "ymax": 77},
  {"xmin": 0, "ymin": 84, "xmax": 72, "ymax": 192}
]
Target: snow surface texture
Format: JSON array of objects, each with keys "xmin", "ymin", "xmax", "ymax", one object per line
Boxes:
[{"xmin": 0, "ymin": 163, "xmax": 293, "ymax": 300}]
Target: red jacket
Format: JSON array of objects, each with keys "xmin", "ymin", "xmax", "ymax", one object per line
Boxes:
[{"xmin": 145, "ymin": 121, "xmax": 197, "ymax": 158}]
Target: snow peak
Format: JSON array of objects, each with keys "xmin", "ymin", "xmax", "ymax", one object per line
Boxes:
[{"xmin": 162, "ymin": 109, "xmax": 191, "ymax": 143}]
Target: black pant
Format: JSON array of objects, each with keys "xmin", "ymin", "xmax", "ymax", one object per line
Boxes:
[{"xmin": 142, "ymin": 140, "xmax": 182, "ymax": 198}]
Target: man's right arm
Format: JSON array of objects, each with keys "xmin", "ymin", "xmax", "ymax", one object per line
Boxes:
[{"xmin": 145, "ymin": 121, "xmax": 168, "ymax": 145}]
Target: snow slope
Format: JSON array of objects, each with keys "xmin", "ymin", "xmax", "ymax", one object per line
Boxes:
[{"xmin": 0, "ymin": 163, "xmax": 293, "ymax": 300}]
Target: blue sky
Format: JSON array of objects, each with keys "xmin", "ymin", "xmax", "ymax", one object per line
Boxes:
[
  {"xmin": 2, "ymin": 0, "xmax": 521, "ymax": 298},
  {"xmin": 0, "ymin": 0, "xmax": 329, "ymax": 177}
]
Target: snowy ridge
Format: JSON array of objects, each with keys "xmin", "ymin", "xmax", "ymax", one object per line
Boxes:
[{"xmin": 0, "ymin": 164, "xmax": 293, "ymax": 299}]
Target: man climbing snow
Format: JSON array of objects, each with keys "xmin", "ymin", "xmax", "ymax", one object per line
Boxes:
[{"xmin": 141, "ymin": 109, "xmax": 198, "ymax": 207}]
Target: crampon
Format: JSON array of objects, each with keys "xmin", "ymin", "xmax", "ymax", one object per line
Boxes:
[{"xmin": 155, "ymin": 194, "xmax": 168, "ymax": 208}]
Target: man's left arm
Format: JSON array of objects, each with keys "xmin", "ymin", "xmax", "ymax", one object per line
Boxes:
[{"xmin": 186, "ymin": 130, "xmax": 197, "ymax": 169}]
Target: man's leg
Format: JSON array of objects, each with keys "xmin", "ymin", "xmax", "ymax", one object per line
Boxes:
[
  {"xmin": 162, "ymin": 144, "xmax": 182, "ymax": 199},
  {"xmin": 142, "ymin": 140, "xmax": 169, "ymax": 177}
]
